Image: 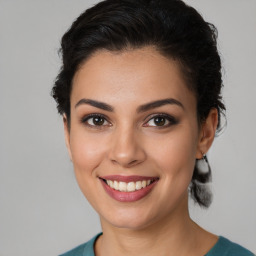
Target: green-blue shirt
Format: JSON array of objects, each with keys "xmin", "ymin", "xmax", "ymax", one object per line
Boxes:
[{"xmin": 60, "ymin": 233, "xmax": 254, "ymax": 256}]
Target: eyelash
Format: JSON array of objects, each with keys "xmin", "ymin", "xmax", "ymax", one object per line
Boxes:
[
  {"xmin": 80, "ymin": 113, "xmax": 178, "ymax": 129},
  {"xmin": 143, "ymin": 113, "xmax": 178, "ymax": 128},
  {"xmin": 80, "ymin": 114, "xmax": 111, "ymax": 129}
]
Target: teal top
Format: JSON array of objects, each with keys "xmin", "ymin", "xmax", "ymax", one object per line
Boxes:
[{"xmin": 60, "ymin": 233, "xmax": 254, "ymax": 256}]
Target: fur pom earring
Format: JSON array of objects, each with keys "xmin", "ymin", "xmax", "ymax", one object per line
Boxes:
[
  {"xmin": 189, "ymin": 152, "xmax": 213, "ymax": 208},
  {"xmin": 195, "ymin": 153, "xmax": 212, "ymax": 180}
]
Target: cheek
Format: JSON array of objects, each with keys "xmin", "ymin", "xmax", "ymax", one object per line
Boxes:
[
  {"xmin": 68, "ymin": 131, "xmax": 108, "ymax": 209},
  {"xmin": 147, "ymin": 130, "xmax": 198, "ymax": 212},
  {"xmin": 69, "ymin": 131, "xmax": 107, "ymax": 177},
  {"xmin": 147, "ymin": 127, "xmax": 198, "ymax": 179}
]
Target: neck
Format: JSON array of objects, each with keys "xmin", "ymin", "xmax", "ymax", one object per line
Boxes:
[{"xmin": 95, "ymin": 194, "xmax": 215, "ymax": 256}]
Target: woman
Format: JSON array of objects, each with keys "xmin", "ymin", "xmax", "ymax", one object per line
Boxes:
[{"xmin": 52, "ymin": 0, "xmax": 254, "ymax": 255}]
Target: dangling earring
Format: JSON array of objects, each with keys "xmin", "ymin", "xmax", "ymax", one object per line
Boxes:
[
  {"xmin": 196, "ymin": 152, "xmax": 211, "ymax": 177},
  {"xmin": 189, "ymin": 152, "xmax": 213, "ymax": 208}
]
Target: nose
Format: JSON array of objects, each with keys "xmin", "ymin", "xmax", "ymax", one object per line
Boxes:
[{"xmin": 108, "ymin": 126, "xmax": 146, "ymax": 168}]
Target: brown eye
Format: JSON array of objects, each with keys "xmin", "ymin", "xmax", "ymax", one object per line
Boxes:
[
  {"xmin": 91, "ymin": 116, "xmax": 105, "ymax": 126},
  {"xmin": 145, "ymin": 114, "xmax": 178, "ymax": 128},
  {"xmin": 146, "ymin": 116, "xmax": 168, "ymax": 127},
  {"xmin": 82, "ymin": 114, "xmax": 109, "ymax": 127},
  {"xmin": 153, "ymin": 117, "xmax": 166, "ymax": 126}
]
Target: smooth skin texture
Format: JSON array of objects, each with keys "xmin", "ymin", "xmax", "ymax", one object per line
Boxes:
[{"xmin": 64, "ymin": 47, "xmax": 219, "ymax": 256}]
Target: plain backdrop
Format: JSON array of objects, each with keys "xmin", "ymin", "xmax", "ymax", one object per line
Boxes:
[{"xmin": 0, "ymin": 0, "xmax": 255, "ymax": 255}]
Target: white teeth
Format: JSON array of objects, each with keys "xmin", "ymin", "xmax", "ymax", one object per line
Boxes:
[
  {"xmin": 106, "ymin": 179, "xmax": 153, "ymax": 192},
  {"xmin": 113, "ymin": 180, "xmax": 119, "ymax": 190},
  {"xmin": 135, "ymin": 181, "xmax": 142, "ymax": 190},
  {"xmin": 127, "ymin": 182, "xmax": 135, "ymax": 192},
  {"xmin": 119, "ymin": 182, "xmax": 127, "ymax": 192}
]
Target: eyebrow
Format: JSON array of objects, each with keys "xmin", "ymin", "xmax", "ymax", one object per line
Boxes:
[
  {"xmin": 75, "ymin": 98, "xmax": 184, "ymax": 112},
  {"xmin": 137, "ymin": 98, "xmax": 184, "ymax": 113},
  {"xmin": 75, "ymin": 98, "xmax": 114, "ymax": 112}
]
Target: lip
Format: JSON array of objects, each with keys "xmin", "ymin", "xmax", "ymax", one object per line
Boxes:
[{"xmin": 99, "ymin": 175, "xmax": 159, "ymax": 202}]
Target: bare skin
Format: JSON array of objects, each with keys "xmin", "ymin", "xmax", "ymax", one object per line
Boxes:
[
  {"xmin": 95, "ymin": 194, "xmax": 217, "ymax": 256},
  {"xmin": 64, "ymin": 46, "xmax": 219, "ymax": 256}
]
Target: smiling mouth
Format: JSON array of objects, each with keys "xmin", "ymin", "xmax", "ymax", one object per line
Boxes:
[
  {"xmin": 99, "ymin": 176, "xmax": 159, "ymax": 202},
  {"xmin": 101, "ymin": 178, "xmax": 158, "ymax": 192}
]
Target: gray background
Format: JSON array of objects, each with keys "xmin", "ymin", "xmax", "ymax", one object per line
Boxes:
[{"xmin": 0, "ymin": 0, "xmax": 255, "ymax": 255}]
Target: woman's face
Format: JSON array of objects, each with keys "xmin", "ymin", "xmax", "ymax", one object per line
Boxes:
[{"xmin": 64, "ymin": 47, "xmax": 210, "ymax": 230}]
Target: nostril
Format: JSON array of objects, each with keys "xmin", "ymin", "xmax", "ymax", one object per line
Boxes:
[
  {"xmin": 111, "ymin": 159, "xmax": 118, "ymax": 165},
  {"xmin": 129, "ymin": 159, "xmax": 138, "ymax": 166},
  {"xmin": 111, "ymin": 159, "xmax": 139, "ymax": 167}
]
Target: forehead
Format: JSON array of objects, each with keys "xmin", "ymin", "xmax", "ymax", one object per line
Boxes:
[{"xmin": 71, "ymin": 47, "xmax": 196, "ymax": 111}]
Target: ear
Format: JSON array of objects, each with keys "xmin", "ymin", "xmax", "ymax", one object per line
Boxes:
[
  {"xmin": 196, "ymin": 108, "xmax": 218, "ymax": 159},
  {"xmin": 63, "ymin": 115, "xmax": 73, "ymax": 162}
]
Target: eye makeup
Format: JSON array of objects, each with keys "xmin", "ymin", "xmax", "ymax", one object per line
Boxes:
[
  {"xmin": 80, "ymin": 113, "xmax": 111, "ymax": 128},
  {"xmin": 143, "ymin": 113, "xmax": 179, "ymax": 128}
]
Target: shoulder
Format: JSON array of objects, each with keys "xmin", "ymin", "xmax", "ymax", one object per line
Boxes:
[
  {"xmin": 59, "ymin": 233, "xmax": 102, "ymax": 256},
  {"xmin": 206, "ymin": 236, "xmax": 254, "ymax": 256}
]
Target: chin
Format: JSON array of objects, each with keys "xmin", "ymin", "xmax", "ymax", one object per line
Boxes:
[
  {"xmin": 100, "ymin": 206, "xmax": 162, "ymax": 231},
  {"xmin": 106, "ymin": 217, "xmax": 154, "ymax": 230}
]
